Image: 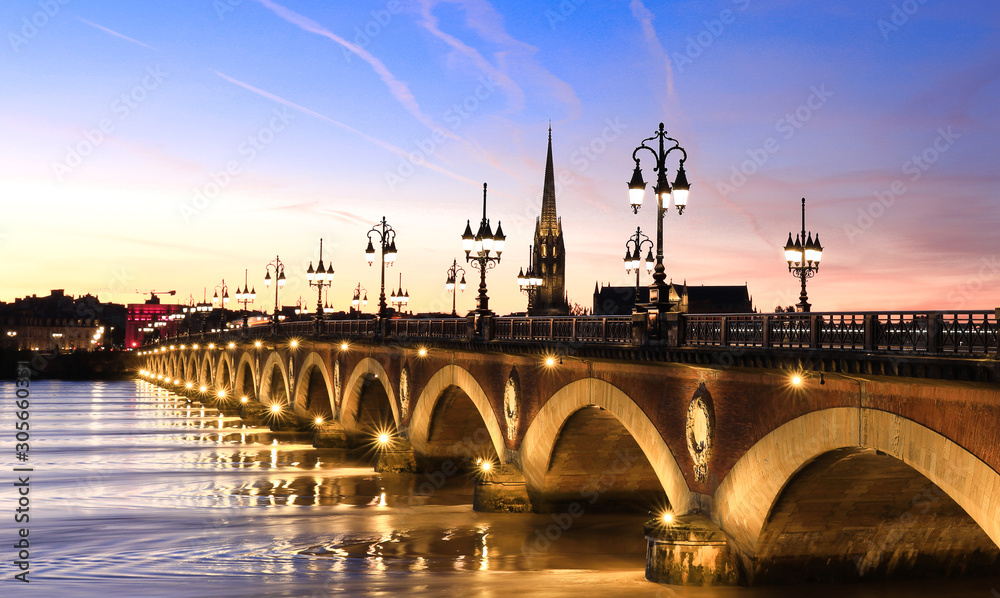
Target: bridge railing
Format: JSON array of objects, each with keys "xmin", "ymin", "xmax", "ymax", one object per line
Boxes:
[
  {"xmin": 493, "ymin": 316, "xmax": 632, "ymax": 344},
  {"xmin": 385, "ymin": 318, "xmax": 468, "ymax": 339},
  {"xmin": 685, "ymin": 310, "xmax": 998, "ymax": 354},
  {"xmin": 277, "ymin": 320, "xmax": 314, "ymax": 335},
  {"xmin": 149, "ymin": 311, "xmax": 997, "ymax": 357},
  {"xmin": 322, "ymin": 319, "xmax": 376, "ymax": 337}
]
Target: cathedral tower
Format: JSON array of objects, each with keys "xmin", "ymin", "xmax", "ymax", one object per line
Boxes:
[{"xmin": 530, "ymin": 127, "xmax": 570, "ymax": 316}]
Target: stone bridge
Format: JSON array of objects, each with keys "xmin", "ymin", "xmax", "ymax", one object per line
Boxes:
[{"xmin": 136, "ymin": 311, "xmax": 1000, "ymax": 586}]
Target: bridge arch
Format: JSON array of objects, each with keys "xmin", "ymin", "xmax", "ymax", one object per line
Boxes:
[
  {"xmin": 409, "ymin": 364, "xmax": 506, "ymax": 466},
  {"xmin": 198, "ymin": 352, "xmax": 215, "ymax": 388},
  {"xmin": 520, "ymin": 378, "xmax": 693, "ymax": 515},
  {"xmin": 234, "ymin": 352, "xmax": 258, "ymax": 401},
  {"xmin": 184, "ymin": 353, "xmax": 198, "ymax": 384},
  {"xmin": 294, "ymin": 352, "xmax": 334, "ymax": 419},
  {"xmin": 714, "ymin": 407, "xmax": 1000, "ymax": 580},
  {"xmin": 258, "ymin": 351, "xmax": 291, "ymax": 407},
  {"xmin": 215, "ymin": 352, "xmax": 235, "ymax": 393},
  {"xmin": 341, "ymin": 357, "xmax": 399, "ymax": 437}
]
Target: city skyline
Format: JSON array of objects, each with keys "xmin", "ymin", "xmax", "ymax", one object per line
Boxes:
[{"xmin": 3, "ymin": 1, "xmax": 998, "ymax": 314}]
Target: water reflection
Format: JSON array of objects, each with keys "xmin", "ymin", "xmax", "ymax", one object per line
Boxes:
[{"xmin": 18, "ymin": 380, "xmax": 1000, "ymax": 598}]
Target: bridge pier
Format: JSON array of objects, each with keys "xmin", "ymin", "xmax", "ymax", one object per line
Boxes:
[
  {"xmin": 644, "ymin": 513, "xmax": 739, "ymax": 586},
  {"xmin": 473, "ymin": 464, "xmax": 532, "ymax": 513},
  {"xmin": 238, "ymin": 401, "xmax": 270, "ymax": 426},
  {"xmin": 375, "ymin": 438, "xmax": 418, "ymax": 473},
  {"xmin": 313, "ymin": 421, "xmax": 349, "ymax": 448}
]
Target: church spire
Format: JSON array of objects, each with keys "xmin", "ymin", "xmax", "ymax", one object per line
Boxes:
[{"xmin": 540, "ymin": 123, "xmax": 557, "ymax": 232}]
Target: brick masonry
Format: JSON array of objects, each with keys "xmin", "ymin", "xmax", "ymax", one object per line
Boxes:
[{"xmin": 146, "ymin": 340, "xmax": 1000, "ymax": 584}]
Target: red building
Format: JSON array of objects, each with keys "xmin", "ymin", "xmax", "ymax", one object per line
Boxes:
[{"xmin": 126, "ymin": 301, "xmax": 183, "ymax": 349}]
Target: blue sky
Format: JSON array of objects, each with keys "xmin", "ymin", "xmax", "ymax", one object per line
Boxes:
[{"xmin": 2, "ymin": 0, "xmax": 998, "ymax": 314}]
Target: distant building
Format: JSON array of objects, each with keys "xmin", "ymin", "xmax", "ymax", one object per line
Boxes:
[
  {"xmin": 125, "ymin": 301, "xmax": 183, "ymax": 349},
  {"xmin": 0, "ymin": 289, "xmax": 123, "ymax": 351},
  {"xmin": 530, "ymin": 127, "xmax": 570, "ymax": 316},
  {"xmin": 593, "ymin": 282, "xmax": 753, "ymax": 315}
]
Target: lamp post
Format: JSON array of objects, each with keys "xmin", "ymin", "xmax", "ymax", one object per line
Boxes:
[
  {"xmin": 351, "ymin": 283, "xmax": 369, "ymax": 315},
  {"xmin": 307, "ymin": 238, "xmax": 335, "ymax": 333},
  {"xmin": 211, "ymin": 280, "xmax": 230, "ymax": 311},
  {"xmin": 445, "ymin": 258, "xmax": 467, "ymax": 316},
  {"xmin": 461, "ymin": 182, "xmax": 505, "ymax": 316},
  {"xmin": 627, "ymin": 122, "xmax": 691, "ymax": 314},
  {"xmin": 322, "ymin": 288, "xmax": 334, "ymax": 315},
  {"xmin": 235, "ymin": 269, "xmax": 256, "ymax": 331},
  {"xmin": 263, "ymin": 255, "xmax": 286, "ymax": 334},
  {"xmin": 517, "ymin": 244, "xmax": 542, "ymax": 313},
  {"xmin": 389, "ymin": 273, "xmax": 409, "ymax": 314},
  {"xmin": 293, "ymin": 296, "xmax": 307, "ymax": 316},
  {"xmin": 783, "ymin": 197, "xmax": 824, "ymax": 312},
  {"xmin": 365, "ymin": 217, "xmax": 398, "ymax": 321},
  {"xmin": 624, "ymin": 227, "xmax": 656, "ymax": 305}
]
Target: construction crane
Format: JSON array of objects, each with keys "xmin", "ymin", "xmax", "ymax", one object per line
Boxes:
[{"xmin": 137, "ymin": 290, "xmax": 176, "ymax": 304}]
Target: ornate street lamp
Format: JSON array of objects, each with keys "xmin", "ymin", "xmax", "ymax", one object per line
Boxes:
[
  {"xmin": 234, "ymin": 269, "xmax": 256, "ymax": 331},
  {"xmin": 211, "ymin": 280, "xmax": 230, "ymax": 310},
  {"xmin": 389, "ymin": 273, "xmax": 409, "ymax": 313},
  {"xmin": 624, "ymin": 227, "xmax": 655, "ymax": 305},
  {"xmin": 351, "ymin": 283, "xmax": 369, "ymax": 313},
  {"xmin": 365, "ymin": 217, "xmax": 398, "ymax": 321},
  {"xmin": 263, "ymin": 255, "xmax": 286, "ymax": 334},
  {"xmin": 517, "ymin": 244, "xmax": 542, "ymax": 312},
  {"xmin": 627, "ymin": 122, "xmax": 691, "ymax": 314},
  {"xmin": 783, "ymin": 197, "xmax": 824, "ymax": 312},
  {"xmin": 445, "ymin": 258, "xmax": 467, "ymax": 316},
  {"xmin": 307, "ymin": 238, "xmax": 335, "ymax": 332},
  {"xmin": 461, "ymin": 182, "xmax": 505, "ymax": 315}
]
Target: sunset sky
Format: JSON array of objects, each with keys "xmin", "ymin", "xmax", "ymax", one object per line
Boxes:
[{"xmin": 2, "ymin": 1, "xmax": 998, "ymax": 315}]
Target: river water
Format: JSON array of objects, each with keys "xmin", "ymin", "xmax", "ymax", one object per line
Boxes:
[{"xmin": 4, "ymin": 380, "xmax": 998, "ymax": 597}]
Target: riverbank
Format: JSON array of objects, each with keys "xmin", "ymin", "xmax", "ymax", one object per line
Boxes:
[{"xmin": 0, "ymin": 349, "xmax": 135, "ymax": 380}]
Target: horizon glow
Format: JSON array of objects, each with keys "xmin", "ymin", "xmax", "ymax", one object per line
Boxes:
[{"xmin": 2, "ymin": 1, "xmax": 998, "ymax": 314}]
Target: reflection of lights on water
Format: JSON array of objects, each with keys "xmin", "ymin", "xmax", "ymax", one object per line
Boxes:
[
  {"xmin": 411, "ymin": 556, "xmax": 427, "ymax": 572},
  {"xmin": 378, "ymin": 492, "xmax": 387, "ymax": 507},
  {"xmin": 480, "ymin": 531, "xmax": 490, "ymax": 571}
]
